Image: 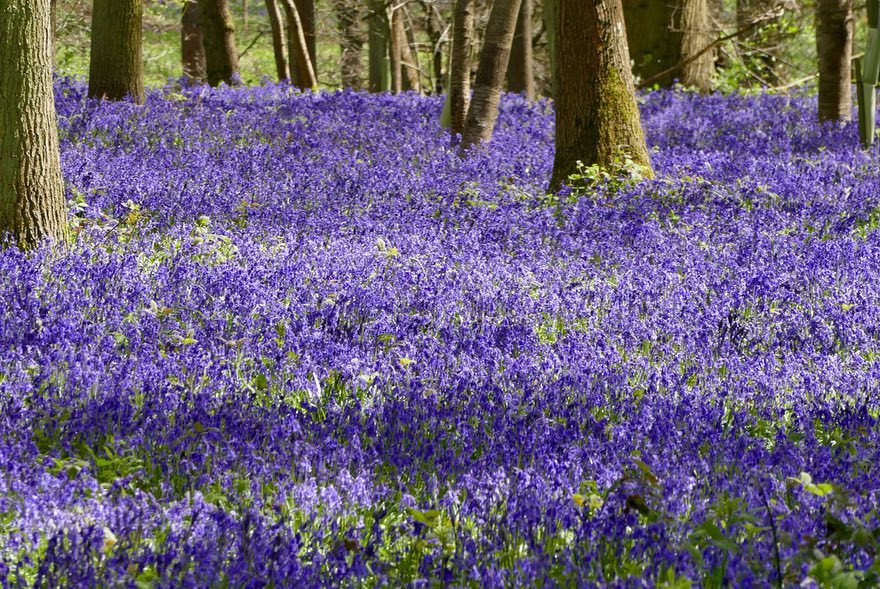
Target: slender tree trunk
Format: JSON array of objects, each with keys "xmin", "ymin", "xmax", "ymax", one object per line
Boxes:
[
  {"xmin": 281, "ymin": 0, "xmax": 318, "ymax": 88},
  {"xmin": 333, "ymin": 0, "xmax": 363, "ymax": 89},
  {"xmin": 399, "ymin": 8, "xmax": 422, "ymax": 92},
  {"xmin": 544, "ymin": 0, "xmax": 557, "ymax": 96},
  {"xmin": 294, "ymin": 0, "xmax": 317, "ymax": 72},
  {"xmin": 266, "ymin": 0, "xmax": 290, "ymax": 80},
  {"xmin": 182, "ymin": 0, "xmax": 207, "ymax": 84},
  {"xmin": 817, "ymin": 0, "xmax": 853, "ymax": 121},
  {"xmin": 1, "ymin": 0, "xmax": 67, "ymax": 247},
  {"xmin": 89, "ymin": 0, "xmax": 145, "ymax": 103},
  {"xmin": 389, "ymin": 7, "xmax": 404, "ymax": 92},
  {"xmin": 243, "ymin": 0, "xmax": 249, "ymax": 32},
  {"xmin": 368, "ymin": 0, "xmax": 390, "ymax": 92},
  {"xmin": 461, "ymin": 0, "xmax": 523, "ymax": 150},
  {"xmin": 507, "ymin": 0, "xmax": 535, "ymax": 100},
  {"xmin": 442, "ymin": 0, "xmax": 475, "ymax": 133},
  {"xmin": 680, "ymin": 0, "xmax": 714, "ymax": 92},
  {"xmin": 422, "ymin": 1, "xmax": 446, "ymax": 93},
  {"xmin": 550, "ymin": 0, "xmax": 653, "ymax": 190},
  {"xmin": 199, "ymin": 0, "xmax": 240, "ymax": 86}
]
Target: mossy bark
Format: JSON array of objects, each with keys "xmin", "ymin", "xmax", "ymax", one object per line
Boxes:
[
  {"xmin": 198, "ymin": 0, "xmax": 240, "ymax": 86},
  {"xmin": 89, "ymin": 0, "xmax": 145, "ymax": 103},
  {"xmin": 817, "ymin": 0, "xmax": 853, "ymax": 121},
  {"xmin": 0, "ymin": 0, "xmax": 68, "ymax": 248},
  {"xmin": 460, "ymin": 0, "xmax": 523, "ymax": 150},
  {"xmin": 182, "ymin": 0, "xmax": 207, "ymax": 84},
  {"xmin": 550, "ymin": 0, "xmax": 653, "ymax": 191}
]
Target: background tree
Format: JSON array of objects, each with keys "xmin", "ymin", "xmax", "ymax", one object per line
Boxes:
[
  {"xmin": 199, "ymin": 0, "xmax": 240, "ymax": 86},
  {"xmin": 266, "ymin": 0, "xmax": 291, "ymax": 81},
  {"xmin": 507, "ymin": 0, "xmax": 535, "ymax": 100},
  {"xmin": 1, "ymin": 0, "xmax": 68, "ymax": 247},
  {"xmin": 551, "ymin": 0, "xmax": 653, "ymax": 190},
  {"xmin": 816, "ymin": 0, "xmax": 853, "ymax": 121},
  {"xmin": 461, "ymin": 0, "xmax": 522, "ymax": 150},
  {"xmin": 281, "ymin": 0, "xmax": 318, "ymax": 88},
  {"xmin": 89, "ymin": 0, "xmax": 145, "ymax": 103},
  {"xmin": 679, "ymin": 0, "xmax": 714, "ymax": 92},
  {"xmin": 182, "ymin": 0, "xmax": 207, "ymax": 84},
  {"xmin": 333, "ymin": 0, "xmax": 364, "ymax": 89}
]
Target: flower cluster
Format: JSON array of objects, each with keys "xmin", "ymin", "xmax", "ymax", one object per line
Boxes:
[{"xmin": 1, "ymin": 81, "xmax": 879, "ymax": 587}]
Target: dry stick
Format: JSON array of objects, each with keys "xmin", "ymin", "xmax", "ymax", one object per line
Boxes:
[
  {"xmin": 239, "ymin": 30, "xmax": 265, "ymax": 59},
  {"xmin": 638, "ymin": 8, "xmax": 783, "ymax": 89},
  {"xmin": 770, "ymin": 51, "xmax": 865, "ymax": 91}
]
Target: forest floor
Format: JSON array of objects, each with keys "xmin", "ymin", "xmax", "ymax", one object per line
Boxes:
[{"xmin": 2, "ymin": 83, "xmax": 879, "ymax": 587}]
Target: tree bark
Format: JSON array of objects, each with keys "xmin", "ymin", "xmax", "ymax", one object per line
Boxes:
[
  {"xmin": 817, "ymin": 0, "xmax": 853, "ymax": 121},
  {"xmin": 182, "ymin": 0, "xmax": 208, "ymax": 84},
  {"xmin": 550, "ymin": 0, "xmax": 653, "ymax": 190},
  {"xmin": 679, "ymin": 0, "xmax": 714, "ymax": 92},
  {"xmin": 281, "ymin": 0, "xmax": 318, "ymax": 88},
  {"xmin": 0, "ymin": 0, "xmax": 68, "ymax": 248},
  {"xmin": 333, "ymin": 0, "xmax": 364, "ymax": 89},
  {"xmin": 294, "ymin": 0, "xmax": 317, "ymax": 72},
  {"xmin": 89, "ymin": 0, "xmax": 145, "ymax": 103},
  {"xmin": 461, "ymin": 0, "xmax": 522, "ymax": 150},
  {"xmin": 398, "ymin": 7, "xmax": 421, "ymax": 92},
  {"xmin": 507, "ymin": 0, "xmax": 535, "ymax": 100},
  {"xmin": 368, "ymin": 0, "xmax": 390, "ymax": 92},
  {"xmin": 266, "ymin": 0, "xmax": 290, "ymax": 81},
  {"xmin": 422, "ymin": 1, "xmax": 446, "ymax": 93},
  {"xmin": 51, "ymin": 0, "xmax": 58, "ymax": 66},
  {"xmin": 198, "ymin": 0, "xmax": 240, "ymax": 86},
  {"xmin": 544, "ymin": 0, "xmax": 557, "ymax": 96},
  {"xmin": 389, "ymin": 6, "xmax": 404, "ymax": 93},
  {"xmin": 443, "ymin": 0, "xmax": 475, "ymax": 133}
]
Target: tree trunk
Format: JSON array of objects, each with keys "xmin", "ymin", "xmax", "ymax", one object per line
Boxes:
[
  {"xmin": 182, "ymin": 0, "xmax": 208, "ymax": 84},
  {"xmin": 817, "ymin": 0, "xmax": 853, "ymax": 121},
  {"xmin": 368, "ymin": 0, "xmax": 390, "ymax": 92},
  {"xmin": 507, "ymin": 0, "xmax": 535, "ymax": 100},
  {"xmin": 294, "ymin": 0, "xmax": 317, "ymax": 73},
  {"xmin": 281, "ymin": 0, "xmax": 318, "ymax": 88},
  {"xmin": 333, "ymin": 0, "xmax": 363, "ymax": 89},
  {"xmin": 544, "ymin": 0, "xmax": 557, "ymax": 96},
  {"xmin": 398, "ymin": 8, "xmax": 421, "ymax": 92},
  {"xmin": 389, "ymin": 7, "xmax": 404, "ymax": 93},
  {"xmin": 442, "ymin": 0, "xmax": 475, "ymax": 133},
  {"xmin": 266, "ymin": 0, "xmax": 290, "ymax": 81},
  {"xmin": 198, "ymin": 0, "xmax": 240, "ymax": 86},
  {"xmin": 89, "ymin": 0, "xmax": 145, "ymax": 103},
  {"xmin": 679, "ymin": 0, "xmax": 714, "ymax": 92},
  {"xmin": 550, "ymin": 0, "xmax": 653, "ymax": 190},
  {"xmin": 422, "ymin": 1, "xmax": 446, "ymax": 93},
  {"xmin": 51, "ymin": 0, "xmax": 58, "ymax": 66},
  {"xmin": 461, "ymin": 0, "xmax": 522, "ymax": 150},
  {"xmin": 243, "ymin": 0, "xmax": 249, "ymax": 32},
  {"xmin": 0, "ymin": 0, "xmax": 67, "ymax": 248}
]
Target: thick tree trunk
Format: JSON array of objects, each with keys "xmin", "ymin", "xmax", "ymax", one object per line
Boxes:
[
  {"xmin": 182, "ymin": 0, "xmax": 207, "ymax": 84},
  {"xmin": 89, "ymin": 0, "xmax": 145, "ymax": 103},
  {"xmin": 51, "ymin": 0, "xmax": 58, "ymax": 65},
  {"xmin": 199, "ymin": 0, "xmax": 240, "ymax": 86},
  {"xmin": 461, "ymin": 0, "xmax": 523, "ymax": 150},
  {"xmin": 679, "ymin": 0, "xmax": 714, "ymax": 92},
  {"xmin": 443, "ymin": 0, "xmax": 475, "ymax": 133},
  {"xmin": 266, "ymin": 0, "xmax": 290, "ymax": 81},
  {"xmin": 0, "ymin": 0, "xmax": 67, "ymax": 247},
  {"xmin": 281, "ymin": 0, "xmax": 318, "ymax": 88},
  {"xmin": 507, "ymin": 0, "xmax": 535, "ymax": 100},
  {"xmin": 550, "ymin": 0, "xmax": 653, "ymax": 190},
  {"xmin": 368, "ymin": 0, "xmax": 390, "ymax": 92},
  {"xmin": 333, "ymin": 0, "xmax": 363, "ymax": 89},
  {"xmin": 817, "ymin": 0, "xmax": 853, "ymax": 121}
]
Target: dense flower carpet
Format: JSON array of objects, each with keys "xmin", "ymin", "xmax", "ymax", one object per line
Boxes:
[{"xmin": 2, "ymin": 81, "xmax": 879, "ymax": 586}]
